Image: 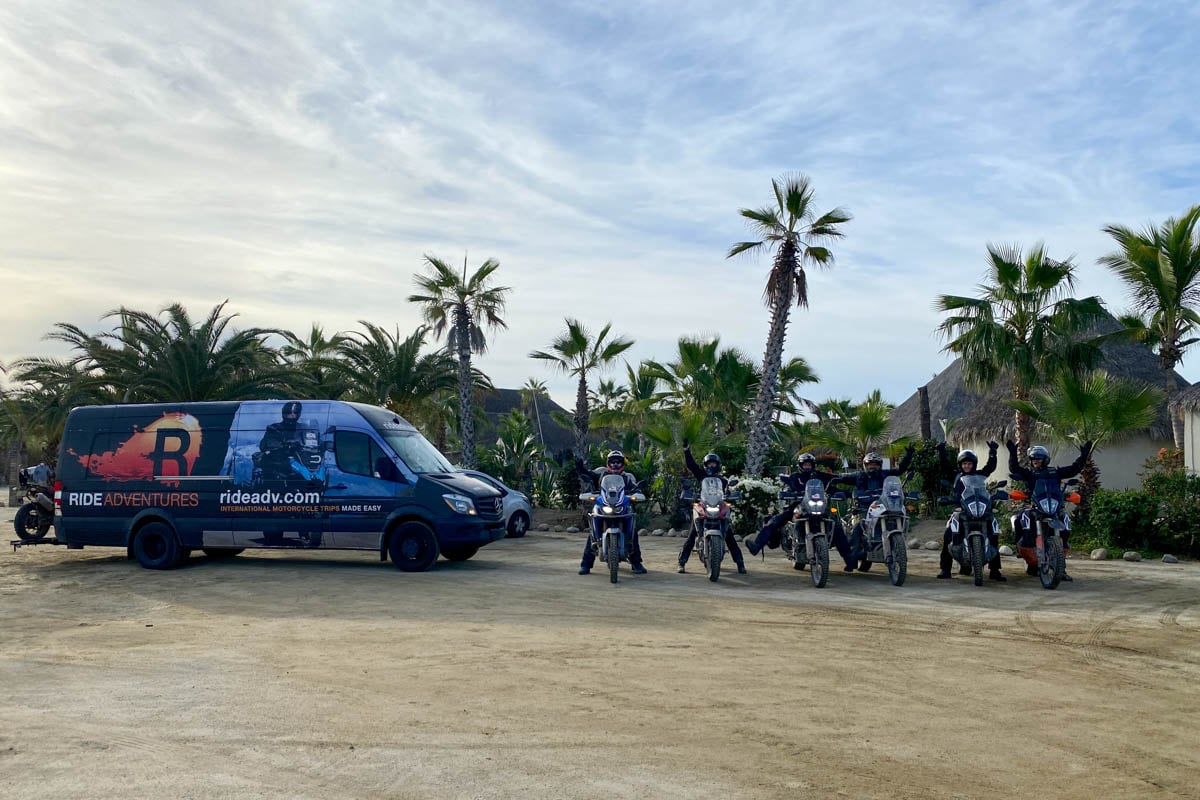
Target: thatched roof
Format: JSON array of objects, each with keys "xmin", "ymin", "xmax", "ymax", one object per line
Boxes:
[
  {"xmin": 888, "ymin": 359, "xmax": 987, "ymax": 443},
  {"xmin": 949, "ymin": 314, "xmax": 1188, "ymax": 444},
  {"xmin": 477, "ymin": 387, "xmax": 576, "ymax": 456},
  {"xmin": 1170, "ymin": 381, "xmax": 1200, "ymax": 413}
]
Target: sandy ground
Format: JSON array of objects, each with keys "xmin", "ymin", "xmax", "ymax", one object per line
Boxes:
[{"xmin": 2, "ymin": 506, "xmax": 1198, "ymax": 800}]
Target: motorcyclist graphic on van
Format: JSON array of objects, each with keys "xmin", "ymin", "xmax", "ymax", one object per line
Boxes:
[{"xmin": 255, "ymin": 401, "xmax": 328, "ymax": 488}]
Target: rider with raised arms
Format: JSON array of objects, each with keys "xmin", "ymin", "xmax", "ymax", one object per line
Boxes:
[{"xmin": 676, "ymin": 442, "xmax": 746, "ymax": 575}]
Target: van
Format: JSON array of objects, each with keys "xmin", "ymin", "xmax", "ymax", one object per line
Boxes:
[{"xmin": 53, "ymin": 400, "xmax": 505, "ymax": 571}]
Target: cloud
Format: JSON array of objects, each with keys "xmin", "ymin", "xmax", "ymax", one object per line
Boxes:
[{"xmin": 1, "ymin": 0, "xmax": 1197, "ymax": 410}]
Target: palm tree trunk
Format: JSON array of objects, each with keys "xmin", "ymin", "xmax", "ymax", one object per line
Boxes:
[
  {"xmin": 1164, "ymin": 363, "xmax": 1184, "ymax": 450},
  {"xmin": 1013, "ymin": 384, "xmax": 1032, "ymax": 462},
  {"xmin": 456, "ymin": 314, "xmax": 476, "ymax": 468},
  {"xmin": 574, "ymin": 374, "xmax": 589, "ymax": 457},
  {"xmin": 918, "ymin": 385, "xmax": 932, "ymax": 440},
  {"xmin": 746, "ymin": 290, "xmax": 792, "ymax": 477},
  {"xmin": 1077, "ymin": 454, "xmax": 1100, "ymax": 525}
]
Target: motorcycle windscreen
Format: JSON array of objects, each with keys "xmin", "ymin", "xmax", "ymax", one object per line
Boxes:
[
  {"xmin": 803, "ymin": 478, "xmax": 826, "ymax": 510},
  {"xmin": 699, "ymin": 476, "xmax": 725, "ymax": 506},
  {"xmin": 880, "ymin": 475, "xmax": 905, "ymax": 513},
  {"xmin": 957, "ymin": 474, "xmax": 991, "ymax": 517},
  {"xmin": 1033, "ymin": 477, "xmax": 1063, "ymax": 516},
  {"xmin": 599, "ymin": 473, "xmax": 626, "ymax": 507}
]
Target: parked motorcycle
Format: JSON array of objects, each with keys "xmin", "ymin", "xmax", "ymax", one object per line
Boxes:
[
  {"xmin": 688, "ymin": 477, "xmax": 741, "ymax": 582},
  {"xmin": 850, "ymin": 475, "xmax": 917, "ymax": 586},
  {"xmin": 580, "ymin": 474, "xmax": 646, "ymax": 584},
  {"xmin": 14, "ymin": 463, "xmax": 55, "ymax": 541},
  {"xmin": 780, "ymin": 478, "xmax": 837, "ymax": 588},
  {"xmin": 1008, "ymin": 476, "xmax": 1079, "ymax": 590},
  {"xmin": 940, "ymin": 476, "xmax": 1009, "ymax": 586}
]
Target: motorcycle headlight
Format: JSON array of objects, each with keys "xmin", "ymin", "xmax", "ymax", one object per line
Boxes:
[
  {"xmin": 968, "ymin": 501, "xmax": 985, "ymax": 517},
  {"xmin": 705, "ymin": 505, "xmax": 721, "ymax": 517},
  {"xmin": 1039, "ymin": 499, "xmax": 1058, "ymax": 515},
  {"xmin": 442, "ymin": 493, "xmax": 477, "ymax": 515},
  {"xmin": 602, "ymin": 505, "xmax": 615, "ymax": 514},
  {"xmin": 807, "ymin": 499, "xmax": 826, "ymax": 510}
]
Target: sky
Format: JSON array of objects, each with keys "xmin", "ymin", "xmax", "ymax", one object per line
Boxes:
[{"xmin": 1, "ymin": 0, "xmax": 1198, "ymax": 411}]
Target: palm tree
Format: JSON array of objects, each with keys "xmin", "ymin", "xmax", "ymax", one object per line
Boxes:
[
  {"xmin": 1008, "ymin": 370, "xmax": 1161, "ymax": 517},
  {"xmin": 280, "ymin": 323, "xmax": 350, "ymax": 399},
  {"xmin": 936, "ymin": 243, "xmax": 1108, "ymax": 459},
  {"xmin": 811, "ymin": 390, "xmax": 902, "ymax": 465},
  {"xmin": 1099, "ymin": 206, "xmax": 1200, "ymax": 448},
  {"xmin": 335, "ymin": 323, "xmax": 462, "ymax": 432},
  {"xmin": 529, "ymin": 318, "xmax": 634, "ymax": 455},
  {"xmin": 728, "ymin": 173, "xmax": 851, "ymax": 476},
  {"xmin": 408, "ymin": 254, "xmax": 511, "ymax": 468},
  {"xmin": 37, "ymin": 302, "xmax": 294, "ymax": 402}
]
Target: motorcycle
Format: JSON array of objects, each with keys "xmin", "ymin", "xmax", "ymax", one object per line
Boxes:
[
  {"xmin": 580, "ymin": 474, "xmax": 646, "ymax": 584},
  {"xmin": 14, "ymin": 463, "xmax": 55, "ymax": 541},
  {"xmin": 780, "ymin": 478, "xmax": 837, "ymax": 588},
  {"xmin": 688, "ymin": 477, "xmax": 741, "ymax": 582},
  {"xmin": 850, "ymin": 475, "xmax": 917, "ymax": 586},
  {"xmin": 253, "ymin": 425, "xmax": 328, "ymax": 488},
  {"xmin": 1008, "ymin": 476, "xmax": 1079, "ymax": 590},
  {"xmin": 940, "ymin": 476, "xmax": 1009, "ymax": 587}
]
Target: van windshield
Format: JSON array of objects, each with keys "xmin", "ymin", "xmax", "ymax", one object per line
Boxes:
[{"xmin": 376, "ymin": 429, "xmax": 455, "ymax": 474}]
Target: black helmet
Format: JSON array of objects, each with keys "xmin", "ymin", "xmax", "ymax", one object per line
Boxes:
[
  {"xmin": 1027, "ymin": 445, "xmax": 1050, "ymax": 466},
  {"xmin": 703, "ymin": 452, "xmax": 721, "ymax": 475},
  {"xmin": 863, "ymin": 452, "xmax": 884, "ymax": 470},
  {"xmin": 796, "ymin": 453, "xmax": 817, "ymax": 470},
  {"xmin": 958, "ymin": 449, "xmax": 979, "ymax": 469},
  {"xmin": 281, "ymin": 401, "xmax": 302, "ymax": 425},
  {"xmin": 606, "ymin": 450, "xmax": 626, "ymax": 473}
]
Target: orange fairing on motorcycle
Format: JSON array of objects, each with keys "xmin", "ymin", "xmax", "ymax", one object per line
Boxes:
[
  {"xmin": 1008, "ymin": 489, "xmax": 1028, "ymax": 502},
  {"xmin": 1065, "ymin": 492, "xmax": 1081, "ymax": 504}
]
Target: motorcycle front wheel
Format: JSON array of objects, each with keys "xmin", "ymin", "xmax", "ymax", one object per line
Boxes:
[
  {"xmin": 14, "ymin": 502, "xmax": 51, "ymax": 541},
  {"xmin": 606, "ymin": 531, "xmax": 620, "ymax": 584},
  {"xmin": 968, "ymin": 536, "xmax": 985, "ymax": 587},
  {"xmin": 707, "ymin": 536, "xmax": 724, "ymax": 582},
  {"xmin": 887, "ymin": 534, "xmax": 907, "ymax": 586},
  {"xmin": 1040, "ymin": 534, "xmax": 1064, "ymax": 590},
  {"xmin": 810, "ymin": 536, "xmax": 829, "ymax": 588}
]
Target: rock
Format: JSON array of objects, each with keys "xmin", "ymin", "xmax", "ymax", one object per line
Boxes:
[
  {"xmin": 925, "ymin": 541, "xmax": 940, "ymax": 551},
  {"xmin": 637, "ymin": 528, "xmax": 648, "ymax": 537},
  {"xmin": 1089, "ymin": 548, "xmax": 1107, "ymax": 561},
  {"xmin": 908, "ymin": 538, "xmax": 921, "ymax": 550},
  {"xmin": 552, "ymin": 525, "xmax": 564, "ymax": 533},
  {"xmin": 1122, "ymin": 551, "xmax": 1142, "ymax": 562},
  {"xmin": 999, "ymin": 545, "xmax": 1014, "ymax": 556},
  {"xmin": 651, "ymin": 528, "xmax": 665, "ymax": 536},
  {"xmin": 566, "ymin": 526, "xmax": 580, "ymax": 533},
  {"xmin": 1162, "ymin": 554, "xmax": 1179, "ymax": 564},
  {"xmin": 537, "ymin": 523, "xmax": 551, "ymax": 532}
]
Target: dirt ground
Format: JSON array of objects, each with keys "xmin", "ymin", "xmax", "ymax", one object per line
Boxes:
[{"xmin": 2, "ymin": 506, "xmax": 1198, "ymax": 800}]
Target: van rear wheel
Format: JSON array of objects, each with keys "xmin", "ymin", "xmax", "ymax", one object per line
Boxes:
[
  {"xmin": 388, "ymin": 522, "xmax": 440, "ymax": 572},
  {"xmin": 132, "ymin": 522, "xmax": 182, "ymax": 570}
]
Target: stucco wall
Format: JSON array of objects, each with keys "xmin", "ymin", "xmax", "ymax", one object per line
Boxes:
[
  {"xmin": 1186, "ymin": 411, "xmax": 1200, "ymax": 474},
  {"xmin": 957, "ymin": 435, "xmax": 1172, "ymax": 491}
]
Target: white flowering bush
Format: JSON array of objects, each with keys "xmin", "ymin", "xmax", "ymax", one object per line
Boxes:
[{"xmin": 727, "ymin": 474, "xmax": 783, "ymax": 537}]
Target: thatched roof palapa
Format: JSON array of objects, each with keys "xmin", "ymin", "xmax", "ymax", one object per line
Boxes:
[{"xmin": 890, "ymin": 313, "xmax": 1190, "ymax": 446}]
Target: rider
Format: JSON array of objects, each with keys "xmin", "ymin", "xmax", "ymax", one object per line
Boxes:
[
  {"xmin": 676, "ymin": 442, "xmax": 746, "ymax": 575},
  {"xmin": 575, "ymin": 450, "xmax": 647, "ymax": 575},
  {"xmin": 258, "ymin": 401, "xmax": 306, "ymax": 481},
  {"xmin": 1006, "ymin": 440, "xmax": 1093, "ymax": 581},
  {"xmin": 935, "ymin": 441, "xmax": 1006, "ymax": 581},
  {"xmin": 746, "ymin": 452, "xmax": 855, "ymax": 572},
  {"xmin": 843, "ymin": 445, "xmax": 915, "ymax": 571}
]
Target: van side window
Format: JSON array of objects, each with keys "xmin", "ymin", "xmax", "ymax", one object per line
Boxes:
[{"xmin": 334, "ymin": 431, "xmax": 398, "ymax": 480}]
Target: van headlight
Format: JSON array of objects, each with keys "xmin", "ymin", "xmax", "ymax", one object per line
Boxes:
[{"xmin": 443, "ymin": 493, "xmax": 478, "ymax": 515}]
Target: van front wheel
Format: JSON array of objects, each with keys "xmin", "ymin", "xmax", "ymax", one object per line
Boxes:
[
  {"xmin": 388, "ymin": 522, "xmax": 440, "ymax": 572},
  {"xmin": 132, "ymin": 522, "xmax": 182, "ymax": 570}
]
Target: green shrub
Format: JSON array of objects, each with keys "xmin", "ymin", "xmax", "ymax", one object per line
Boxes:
[
  {"xmin": 1143, "ymin": 468, "xmax": 1200, "ymax": 557},
  {"xmin": 1076, "ymin": 475, "xmax": 1199, "ymax": 558}
]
